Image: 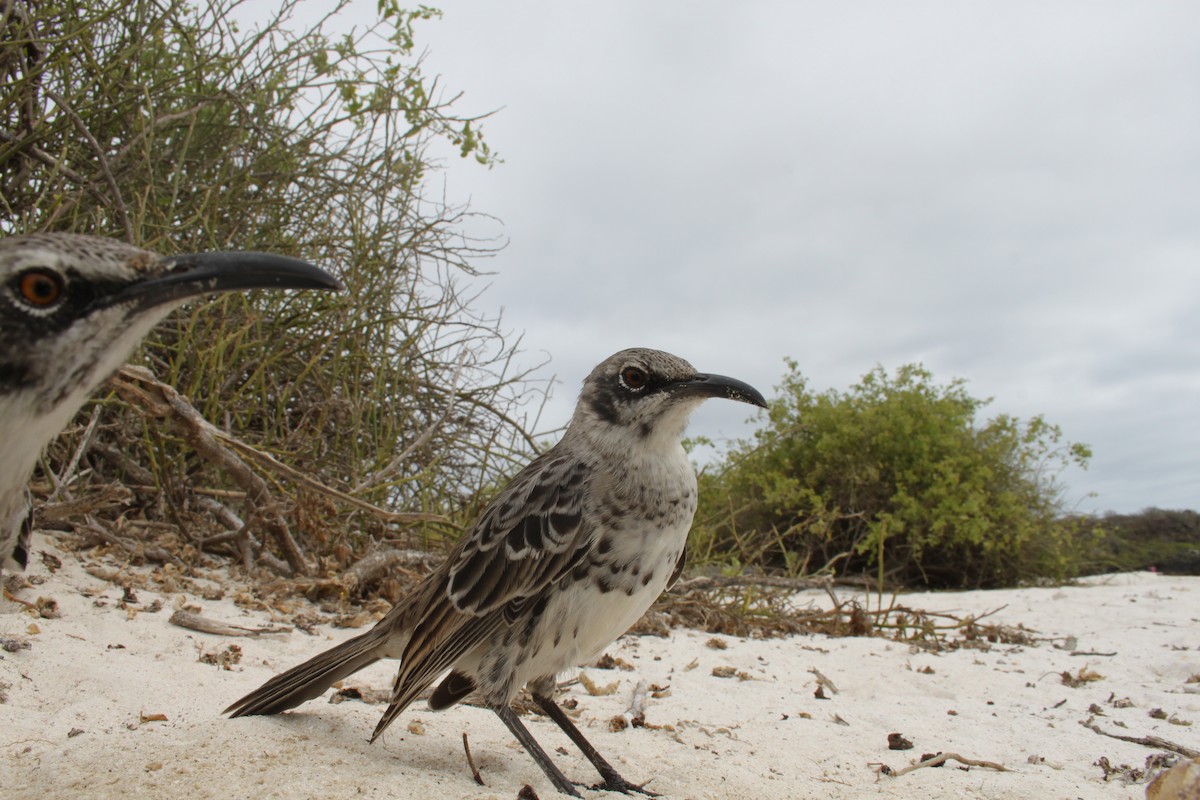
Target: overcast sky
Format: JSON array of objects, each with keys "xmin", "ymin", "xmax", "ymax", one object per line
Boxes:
[{"xmin": 359, "ymin": 1, "xmax": 1198, "ymax": 515}]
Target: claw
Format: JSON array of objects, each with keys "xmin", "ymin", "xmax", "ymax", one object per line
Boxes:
[{"xmin": 590, "ymin": 776, "xmax": 658, "ymax": 796}]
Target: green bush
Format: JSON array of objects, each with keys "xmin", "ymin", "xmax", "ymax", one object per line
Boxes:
[
  {"xmin": 1081, "ymin": 508, "xmax": 1200, "ymax": 574},
  {"xmin": 1, "ymin": 0, "xmax": 538, "ymax": 571},
  {"xmin": 692, "ymin": 361, "xmax": 1096, "ymax": 589}
]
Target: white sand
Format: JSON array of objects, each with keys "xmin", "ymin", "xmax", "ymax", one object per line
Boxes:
[{"xmin": 2, "ymin": 534, "xmax": 1197, "ymax": 799}]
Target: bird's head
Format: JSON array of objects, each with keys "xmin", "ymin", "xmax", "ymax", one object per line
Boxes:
[
  {"xmin": 572, "ymin": 348, "xmax": 767, "ymax": 451},
  {"xmin": 0, "ymin": 233, "xmax": 341, "ymax": 469}
]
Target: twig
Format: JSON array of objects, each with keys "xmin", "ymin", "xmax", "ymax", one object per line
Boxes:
[
  {"xmin": 110, "ymin": 367, "xmax": 445, "ymax": 527},
  {"xmin": 168, "ymin": 610, "xmax": 290, "ymax": 637},
  {"xmin": 671, "ymin": 574, "xmax": 836, "ymax": 593},
  {"xmin": 123, "ymin": 484, "xmax": 243, "ymax": 499},
  {"xmin": 808, "ymin": 667, "xmax": 839, "ymax": 695},
  {"xmin": 354, "ymin": 350, "xmax": 469, "ymax": 492},
  {"xmin": 77, "ymin": 518, "xmax": 180, "ymax": 565},
  {"xmin": 90, "ymin": 444, "xmax": 156, "ymax": 487},
  {"xmin": 49, "ymin": 404, "xmax": 103, "ymax": 502},
  {"xmin": 220, "ymin": 434, "xmax": 446, "ymax": 525},
  {"xmin": 194, "ymin": 496, "xmax": 255, "ymax": 570},
  {"xmin": 0, "ymin": 128, "xmax": 89, "ymax": 183},
  {"xmin": 890, "ymin": 752, "xmax": 1009, "ymax": 776},
  {"xmin": 462, "ymin": 732, "xmax": 485, "ymax": 786},
  {"xmin": 110, "ymin": 366, "xmax": 311, "ymax": 576},
  {"xmin": 1083, "ymin": 722, "xmax": 1199, "ymax": 758},
  {"xmin": 344, "ymin": 548, "xmax": 442, "ymax": 592},
  {"xmin": 43, "ymin": 88, "xmax": 133, "ymax": 240},
  {"xmin": 621, "ymin": 679, "xmax": 649, "ymax": 727}
]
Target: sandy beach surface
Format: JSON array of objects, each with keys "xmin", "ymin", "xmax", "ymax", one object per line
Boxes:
[{"xmin": 2, "ymin": 533, "xmax": 1197, "ymax": 799}]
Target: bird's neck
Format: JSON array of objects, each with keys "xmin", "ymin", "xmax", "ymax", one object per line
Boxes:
[
  {"xmin": 566, "ymin": 405, "xmax": 696, "ymax": 470},
  {"xmin": 0, "ymin": 389, "xmax": 85, "ymax": 530}
]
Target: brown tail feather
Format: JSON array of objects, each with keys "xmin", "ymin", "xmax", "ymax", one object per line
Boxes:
[{"xmin": 224, "ymin": 628, "xmax": 387, "ymax": 717}]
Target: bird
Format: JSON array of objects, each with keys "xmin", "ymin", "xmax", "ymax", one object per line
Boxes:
[
  {"xmin": 0, "ymin": 232, "xmax": 342, "ymax": 574},
  {"xmin": 225, "ymin": 347, "xmax": 768, "ymax": 797}
]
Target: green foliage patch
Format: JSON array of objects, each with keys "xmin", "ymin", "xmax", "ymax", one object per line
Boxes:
[
  {"xmin": 1083, "ymin": 508, "xmax": 1200, "ymax": 575},
  {"xmin": 2, "ymin": 0, "xmax": 539, "ymax": 570},
  {"xmin": 692, "ymin": 361, "xmax": 1097, "ymax": 589}
]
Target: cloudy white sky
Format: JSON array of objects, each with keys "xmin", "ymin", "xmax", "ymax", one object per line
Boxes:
[{"xmin": 357, "ymin": 1, "xmax": 1198, "ymax": 514}]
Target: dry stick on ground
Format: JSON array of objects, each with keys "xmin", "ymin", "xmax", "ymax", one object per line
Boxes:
[
  {"xmin": 890, "ymin": 752, "xmax": 1010, "ymax": 776},
  {"xmin": 78, "ymin": 518, "xmax": 180, "ymax": 565},
  {"xmin": 657, "ymin": 575, "xmax": 1023, "ymax": 644},
  {"xmin": 37, "ymin": 484, "xmax": 132, "ymax": 524},
  {"xmin": 1084, "ymin": 722, "xmax": 1200, "ymax": 759},
  {"xmin": 343, "ymin": 548, "xmax": 443, "ymax": 592},
  {"xmin": 168, "ymin": 609, "xmax": 291, "ymax": 637},
  {"xmin": 194, "ymin": 496, "xmax": 254, "ymax": 570},
  {"xmin": 671, "ymin": 574, "xmax": 837, "ymax": 594},
  {"xmin": 110, "ymin": 366, "xmax": 311, "ymax": 576},
  {"xmin": 462, "ymin": 732, "xmax": 485, "ymax": 786},
  {"xmin": 90, "ymin": 443, "xmax": 156, "ymax": 487},
  {"xmin": 193, "ymin": 496, "xmax": 291, "ymax": 576},
  {"xmin": 808, "ymin": 667, "xmax": 839, "ymax": 696}
]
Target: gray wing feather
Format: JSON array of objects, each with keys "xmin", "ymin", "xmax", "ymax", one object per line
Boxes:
[
  {"xmin": 447, "ymin": 452, "xmax": 592, "ymax": 614},
  {"xmin": 367, "ymin": 449, "xmax": 597, "ymax": 736}
]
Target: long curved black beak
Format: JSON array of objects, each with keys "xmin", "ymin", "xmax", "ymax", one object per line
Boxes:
[
  {"xmin": 105, "ymin": 251, "xmax": 342, "ymax": 310},
  {"xmin": 671, "ymin": 372, "xmax": 768, "ymax": 408}
]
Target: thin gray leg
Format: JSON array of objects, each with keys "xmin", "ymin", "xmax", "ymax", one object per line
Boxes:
[
  {"xmin": 494, "ymin": 704, "xmax": 582, "ymax": 798},
  {"xmin": 532, "ymin": 693, "xmax": 658, "ymax": 796}
]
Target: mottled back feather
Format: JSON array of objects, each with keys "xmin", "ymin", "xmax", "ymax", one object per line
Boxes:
[{"xmin": 370, "ymin": 448, "xmax": 598, "ymax": 739}]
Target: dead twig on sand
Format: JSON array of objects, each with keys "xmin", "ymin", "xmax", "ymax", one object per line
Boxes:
[
  {"xmin": 462, "ymin": 732, "xmax": 485, "ymax": 786},
  {"xmin": 168, "ymin": 610, "xmax": 291, "ymax": 637},
  {"xmin": 1083, "ymin": 722, "xmax": 1199, "ymax": 759},
  {"xmin": 890, "ymin": 752, "xmax": 1010, "ymax": 776},
  {"xmin": 671, "ymin": 574, "xmax": 838, "ymax": 593},
  {"xmin": 344, "ymin": 548, "xmax": 443, "ymax": 593},
  {"xmin": 78, "ymin": 518, "xmax": 180, "ymax": 565}
]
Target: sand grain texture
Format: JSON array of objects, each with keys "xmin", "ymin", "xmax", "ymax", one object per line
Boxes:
[{"xmin": 3, "ymin": 537, "xmax": 1197, "ymax": 799}]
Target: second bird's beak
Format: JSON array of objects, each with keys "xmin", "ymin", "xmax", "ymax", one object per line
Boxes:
[
  {"xmin": 102, "ymin": 250, "xmax": 343, "ymax": 311},
  {"xmin": 670, "ymin": 373, "xmax": 768, "ymax": 409}
]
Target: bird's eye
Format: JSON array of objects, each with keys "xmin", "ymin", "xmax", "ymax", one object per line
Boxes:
[
  {"xmin": 14, "ymin": 269, "xmax": 65, "ymax": 308},
  {"xmin": 620, "ymin": 366, "xmax": 648, "ymax": 390}
]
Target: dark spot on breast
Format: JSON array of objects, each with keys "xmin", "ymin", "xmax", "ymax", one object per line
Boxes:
[
  {"xmin": 641, "ymin": 569, "xmax": 655, "ymax": 586},
  {"xmin": 488, "ymin": 655, "xmax": 510, "ymax": 685}
]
